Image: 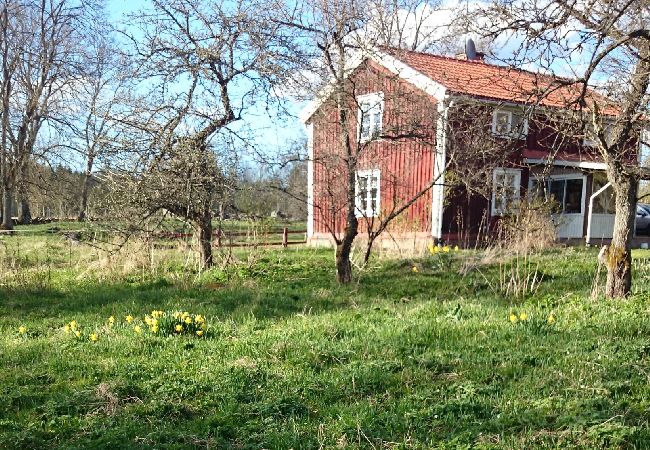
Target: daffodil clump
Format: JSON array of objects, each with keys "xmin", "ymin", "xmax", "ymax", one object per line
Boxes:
[
  {"xmin": 427, "ymin": 243, "xmax": 459, "ymax": 255},
  {"xmin": 57, "ymin": 310, "xmax": 207, "ymax": 343},
  {"xmin": 129, "ymin": 309, "xmax": 207, "ymax": 337},
  {"xmin": 508, "ymin": 311, "xmax": 557, "ymax": 329}
]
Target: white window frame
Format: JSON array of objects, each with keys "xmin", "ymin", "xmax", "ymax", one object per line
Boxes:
[
  {"xmin": 491, "ymin": 109, "xmax": 528, "ymax": 139},
  {"xmin": 491, "ymin": 168, "xmax": 522, "ymax": 216},
  {"xmin": 355, "ymin": 169, "xmax": 381, "ymax": 217},
  {"xmin": 357, "ymin": 92, "xmax": 384, "ymax": 143}
]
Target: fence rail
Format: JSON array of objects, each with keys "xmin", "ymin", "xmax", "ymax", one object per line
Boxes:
[{"xmin": 3, "ymin": 226, "xmax": 308, "ymax": 248}]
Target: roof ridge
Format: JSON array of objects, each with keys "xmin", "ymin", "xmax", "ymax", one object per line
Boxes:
[{"xmin": 383, "ymin": 46, "xmax": 568, "ymax": 83}]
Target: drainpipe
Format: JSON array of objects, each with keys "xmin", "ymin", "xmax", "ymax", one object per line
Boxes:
[{"xmin": 586, "ymin": 181, "xmax": 611, "ymax": 246}]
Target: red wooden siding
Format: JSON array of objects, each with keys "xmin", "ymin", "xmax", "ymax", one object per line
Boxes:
[{"xmin": 310, "ymin": 60, "xmax": 437, "ymax": 238}]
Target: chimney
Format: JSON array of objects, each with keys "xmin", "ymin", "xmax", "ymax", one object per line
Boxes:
[{"xmin": 456, "ymin": 38, "xmax": 485, "ymax": 61}]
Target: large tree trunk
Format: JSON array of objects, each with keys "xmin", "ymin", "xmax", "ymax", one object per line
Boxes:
[
  {"xmin": 16, "ymin": 158, "xmax": 30, "ymax": 224},
  {"xmin": 194, "ymin": 211, "xmax": 213, "ymax": 269},
  {"xmin": 78, "ymin": 162, "xmax": 93, "ymax": 221},
  {"xmin": 606, "ymin": 175, "xmax": 637, "ymax": 298},
  {"xmin": 1, "ymin": 184, "xmax": 12, "ymax": 230},
  {"xmin": 336, "ymin": 217, "xmax": 357, "ymax": 283}
]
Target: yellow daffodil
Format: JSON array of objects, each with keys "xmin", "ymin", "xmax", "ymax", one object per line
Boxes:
[
  {"xmin": 90, "ymin": 333, "xmax": 98, "ymax": 342},
  {"xmin": 175, "ymin": 324, "xmax": 183, "ymax": 333},
  {"xmin": 509, "ymin": 313, "xmax": 517, "ymax": 323},
  {"xmin": 63, "ymin": 324, "xmax": 71, "ymax": 334},
  {"xmin": 70, "ymin": 320, "xmax": 77, "ymax": 330},
  {"xmin": 126, "ymin": 315, "xmax": 134, "ymax": 323},
  {"xmin": 412, "ymin": 266, "xmax": 418, "ymax": 273},
  {"xmin": 184, "ymin": 316, "xmax": 193, "ymax": 324},
  {"xmin": 144, "ymin": 316, "xmax": 152, "ymax": 326},
  {"xmin": 134, "ymin": 325, "xmax": 142, "ymax": 334},
  {"xmin": 519, "ymin": 313, "xmax": 528, "ymax": 321},
  {"xmin": 195, "ymin": 315, "xmax": 204, "ymax": 323},
  {"xmin": 108, "ymin": 316, "xmax": 115, "ymax": 326},
  {"xmin": 454, "ymin": 245, "xmax": 459, "ymax": 252},
  {"xmin": 75, "ymin": 330, "xmax": 82, "ymax": 338},
  {"xmin": 151, "ymin": 325, "xmax": 159, "ymax": 334},
  {"xmin": 151, "ymin": 310, "xmax": 163, "ymax": 318},
  {"xmin": 196, "ymin": 330, "xmax": 204, "ymax": 337},
  {"xmin": 201, "ymin": 322, "xmax": 207, "ymax": 330},
  {"xmin": 18, "ymin": 326, "xmax": 26, "ymax": 335},
  {"xmin": 442, "ymin": 245, "xmax": 450, "ymax": 253},
  {"xmin": 547, "ymin": 314, "xmax": 556, "ymax": 324}
]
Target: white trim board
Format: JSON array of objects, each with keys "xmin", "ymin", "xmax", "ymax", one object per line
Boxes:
[{"xmin": 524, "ymin": 158, "xmax": 606, "ymax": 170}]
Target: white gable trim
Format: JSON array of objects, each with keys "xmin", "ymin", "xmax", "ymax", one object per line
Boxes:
[
  {"xmin": 369, "ymin": 52, "xmax": 447, "ymax": 101},
  {"xmin": 432, "ymin": 97, "xmax": 450, "ymax": 239},
  {"xmin": 299, "ymin": 49, "xmax": 447, "ymax": 123}
]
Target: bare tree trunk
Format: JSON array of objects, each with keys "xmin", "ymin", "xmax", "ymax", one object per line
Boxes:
[
  {"xmin": 606, "ymin": 176, "xmax": 637, "ymax": 298},
  {"xmin": 17, "ymin": 160, "xmax": 30, "ymax": 224},
  {"xmin": 1, "ymin": 184, "xmax": 12, "ymax": 229},
  {"xmin": 336, "ymin": 215, "xmax": 357, "ymax": 283},
  {"xmin": 78, "ymin": 156, "xmax": 94, "ymax": 221},
  {"xmin": 194, "ymin": 211, "xmax": 213, "ymax": 269}
]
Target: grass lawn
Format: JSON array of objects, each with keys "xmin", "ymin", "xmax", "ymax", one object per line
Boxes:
[{"xmin": 1, "ymin": 235, "xmax": 650, "ymax": 449}]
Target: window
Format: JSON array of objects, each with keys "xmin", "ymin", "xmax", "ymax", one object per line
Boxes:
[
  {"xmin": 355, "ymin": 169, "xmax": 380, "ymax": 217},
  {"xmin": 584, "ymin": 122, "xmax": 614, "ymax": 147},
  {"xmin": 492, "ymin": 168, "xmax": 521, "ymax": 216},
  {"xmin": 640, "ymin": 127, "xmax": 650, "ymax": 166},
  {"xmin": 529, "ymin": 175, "xmax": 585, "ymax": 214},
  {"xmin": 358, "ymin": 93, "xmax": 383, "ymax": 142},
  {"xmin": 491, "ymin": 109, "xmax": 527, "ymax": 138}
]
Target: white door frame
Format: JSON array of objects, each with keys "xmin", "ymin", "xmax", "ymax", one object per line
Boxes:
[{"xmin": 529, "ymin": 172, "xmax": 587, "ymax": 238}]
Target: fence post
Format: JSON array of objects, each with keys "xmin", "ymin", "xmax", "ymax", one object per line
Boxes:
[{"xmin": 282, "ymin": 227, "xmax": 288, "ymax": 248}]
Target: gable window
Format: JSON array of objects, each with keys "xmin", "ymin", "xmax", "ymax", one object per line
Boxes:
[
  {"xmin": 584, "ymin": 122, "xmax": 614, "ymax": 147},
  {"xmin": 358, "ymin": 93, "xmax": 383, "ymax": 142},
  {"xmin": 492, "ymin": 168, "xmax": 521, "ymax": 216},
  {"xmin": 355, "ymin": 169, "xmax": 380, "ymax": 217},
  {"xmin": 491, "ymin": 109, "xmax": 527, "ymax": 138}
]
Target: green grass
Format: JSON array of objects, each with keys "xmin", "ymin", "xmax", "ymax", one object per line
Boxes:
[{"xmin": 1, "ymin": 237, "xmax": 650, "ymax": 449}]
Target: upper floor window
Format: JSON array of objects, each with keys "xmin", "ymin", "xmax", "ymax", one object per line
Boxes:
[
  {"xmin": 639, "ymin": 127, "xmax": 650, "ymax": 166},
  {"xmin": 358, "ymin": 92, "xmax": 383, "ymax": 142},
  {"xmin": 492, "ymin": 168, "xmax": 521, "ymax": 216},
  {"xmin": 584, "ymin": 122, "xmax": 614, "ymax": 147},
  {"xmin": 355, "ymin": 169, "xmax": 380, "ymax": 217},
  {"xmin": 492, "ymin": 109, "xmax": 527, "ymax": 139}
]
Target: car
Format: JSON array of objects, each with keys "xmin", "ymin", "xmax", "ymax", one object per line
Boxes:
[{"xmin": 636, "ymin": 204, "xmax": 650, "ymax": 235}]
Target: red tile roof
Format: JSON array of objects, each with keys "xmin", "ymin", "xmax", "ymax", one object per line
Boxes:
[{"xmin": 391, "ymin": 49, "xmax": 616, "ymax": 113}]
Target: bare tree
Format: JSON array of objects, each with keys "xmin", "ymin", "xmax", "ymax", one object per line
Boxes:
[
  {"xmin": 106, "ymin": 0, "xmax": 297, "ymax": 268},
  {"xmin": 0, "ymin": 0, "xmax": 102, "ymax": 228},
  {"xmin": 481, "ymin": 0, "xmax": 650, "ymax": 298},
  {"xmin": 283, "ymin": 0, "xmax": 463, "ymax": 282}
]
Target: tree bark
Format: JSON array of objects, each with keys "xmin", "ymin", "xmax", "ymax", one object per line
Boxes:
[
  {"xmin": 194, "ymin": 211, "xmax": 213, "ymax": 269},
  {"xmin": 336, "ymin": 216, "xmax": 357, "ymax": 283},
  {"xmin": 17, "ymin": 161, "xmax": 30, "ymax": 224},
  {"xmin": 1, "ymin": 184, "xmax": 12, "ymax": 230},
  {"xmin": 78, "ymin": 157, "xmax": 94, "ymax": 221},
  {"xmin": 606, "ymin": 175, "xmax": 637, "ymax": 298}
]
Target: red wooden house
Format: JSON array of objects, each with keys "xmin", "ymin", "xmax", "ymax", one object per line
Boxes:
[{"xmin": 301, "ymin": 45, "xmax": 632, "ymax": 247}]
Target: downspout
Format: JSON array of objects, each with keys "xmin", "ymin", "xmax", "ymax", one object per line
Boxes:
[
  {"xmin": 586, "ymin": 181, "xmax": 611, "ymax": 246},
  {"xmin": 306, "ymin": 122, "xmax": 314, "ymax": 241},
  {"xmin": 432, "ymin": 96, "xmax": 453, "ymax": 241}
]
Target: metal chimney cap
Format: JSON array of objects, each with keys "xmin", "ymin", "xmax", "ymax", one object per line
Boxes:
[{"xmin": 465, "ymin": 38, "xmax": 477, "ymax": 60}]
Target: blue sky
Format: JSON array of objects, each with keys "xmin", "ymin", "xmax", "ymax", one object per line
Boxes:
[{"xmin": 105, "ymin": 0, "xmax": 306, "ymax": 167}]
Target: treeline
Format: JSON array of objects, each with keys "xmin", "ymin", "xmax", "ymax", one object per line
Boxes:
[{"xmin": 6, "ymin": 159, "xmax": 306, "ymax": 223}]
